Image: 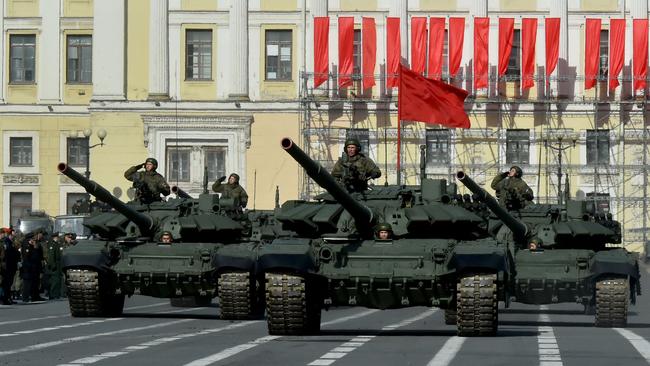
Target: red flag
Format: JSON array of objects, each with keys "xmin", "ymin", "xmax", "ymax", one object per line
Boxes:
[
  {"xmin": 362, "ymin": 17, "xmax": 376, "ymax": 90},
  {"xmin": 474, "ymin": 17, "xmax": 489, "ymax": 90},
  {"xmin": 428, "ymin": 17, "xmax": 445, "ymax": 80},
  {"xmin": 633, "ymin": 19, "xmax": 648, "ymax": 91},
  {"xmin": 545, "ymin": 18, "xmax": 560, "ymax": 84},
  {"xmin": 449, "ymin": 17, "xmax": 465, "ymax": 77},
  {"xmin": 313, "ymin": 17, "xmax": 329, "ymax": 88},
  {"xmin": 399, "ymin": 64, "xmax": 470, "ymax": 128},
  {"xmin": 585, "ymin": 18, "xmax": 601, "ymax": 90},
  {"xmin": 338, "ymin": 16, "xmax": 354, "ymax": 88},
  {"xmin": 411, "ymin": 17, "xmax": 427, "ymax": 73},
  {"xmin": 386, "ymin": 17, "xmax": 401, "ymax": 88},
  {"xmin": 609, "ymin": 19, "xmax": 625, "ymax": 90},
  {"xmin": 521, "ymin": 18, "xmax": 537, "ymax": 90},
  {"xmin": 498, "ymin": 18, "xmax": 514, "ymax": 77}
]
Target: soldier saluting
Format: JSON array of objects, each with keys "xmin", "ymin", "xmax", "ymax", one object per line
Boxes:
[
  {"xmin": 124, "ymin": 158, "xmax": 171, "ymax": 204},
  {"xmin": 331, "ymin": 138, "xmax": 381, "ymax": 192},
  {"xmin": 212, "ymin": 173, "xmax": 248, "ymax": 208},
  {"xmin": 491, "ymin": 165, "xmax": 534, "ymax": 210}
]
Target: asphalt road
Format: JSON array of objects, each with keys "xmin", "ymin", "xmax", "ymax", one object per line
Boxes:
[{"xmin": 1, "ymin": 264, "xmax": 649, "ymax": 366}]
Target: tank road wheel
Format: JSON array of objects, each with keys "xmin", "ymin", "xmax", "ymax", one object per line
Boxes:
[
  {"xmin": 218, "ymin": 271, "xmax": 260, "ymax": 320},
  {"xmin": 444, "ymin": 308, "xmax": 458, "ymax": 325},
  {"xmin": 265, "ymin": 272, "xmax": 321, "ymax": 335},
  {"xmin": 595, "ymin": 277, "xmax": 629, "ymax": 327},
  {"xmin": 66, "ymin": 269, "xmax": 125, "ymax": 317},
  {"xmin": 456, "ymin": 273, "xmax": 498, "ymax": 336}
]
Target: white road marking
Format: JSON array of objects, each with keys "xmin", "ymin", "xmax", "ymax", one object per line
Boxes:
[
  {"xmin": 0, "ymin": 318, "xmax": 122, "ymax": 337},
  {"xmin": 614, "ymin": 328, "xmax": 650, "ymax": 363},
  {"xmin": 58, "ymin": 321, "xmax": 259, "ymax": 365},
  {"xmin": 426, "ymin": 336, "xmax": 466, "ymax": 366},
  {"xmin": 0, "ymin": 319, "xmax": 193, "ymax": 357},
  {"xmin": 308, "ymin": 309, "xmax": 438, "ymax": 366},
  {"xmin": 182, "ymin": 308, "xmax": 379, "ymax": 366},
  {"xmin": 538, "ymin": 305, "xmax": 563, "ymax": 366}
]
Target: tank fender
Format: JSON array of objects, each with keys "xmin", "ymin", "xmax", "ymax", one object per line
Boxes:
[
  {"xmin": 62, "ymin": 252, "xmax": 112, "ymax": 273},
  {"xmin": 590, "ymin": 249, "xmax": 641, "ymax": 303},
  {"xmin": 451, "ymin": 252, "xmax": 510, "ymax": 274},
  {"xmin": 257, "ymin": 239, "xmax": 317, "ymax": 275},
  {"xmin": 212, "ymin": 254, "xmax": 256, "ymax": 273}
]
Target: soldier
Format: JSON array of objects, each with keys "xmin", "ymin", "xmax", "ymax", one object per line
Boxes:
[
  {"xmin": 160, "ymin": 231, "xmax": 173, "ymax": 244},
  {"xmin": 375, "ymin": 223, "xmax": 393, "ymax": 240},
  {"xmin": 212, "ymin": 173, "xmax": 249, "ymax": 208},
  {"xmin": 46, "ymin": 232, "xmax": 65, "ymax": 300},
  {"xmin": 331, "ymin": 138, "xmax": 381, "ymax": 192},
  {"xmin": 491, "ymin": 165, "xmax": 534, "ymax": 211},
  {"xmin": 124, "ymin": 158, "xmax": 171, "ymax": 204},
  {"xmin": 21, "ymin": 233, "xmax": 44, "ymax": 302}
]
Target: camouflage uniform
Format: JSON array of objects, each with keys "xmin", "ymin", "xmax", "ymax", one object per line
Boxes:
[
  {"xmin": 212, "ymin": 173, "xmax": 249, "ymax": 208},
  {"xmin": 45, "ymin": 234, "xmax": 65, "ymax": 299},
  {"xmin": 491, "ymin": 166, "xmax": 534, "ymax": 210},
  {"xmin": 331, "ymin": 139, "xmax": 381, "ymax": 192},
  {"xmin": 124, "ymin": 158, "xmax": 171, "ymax": 204}
]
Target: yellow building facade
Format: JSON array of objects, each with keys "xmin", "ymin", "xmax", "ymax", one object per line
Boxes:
[{"xmin": 0, "ymin": 0, "xmax": 648, "ymax": 254}]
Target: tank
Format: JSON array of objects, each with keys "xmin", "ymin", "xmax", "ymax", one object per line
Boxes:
[
  {"xmin": 17, "ymin": 210, "xmax": 53, "ymax": 235},
  {"xmin": 58, "ymin": 163, "xmax": 269, "ymax": 319},
  {"xmin": 456, "ymin": 171, "xmax": 641, "ymax": 327},
  {"xmin": 258, "ymin": 139, "xmax": 519, "ymax": 336}
]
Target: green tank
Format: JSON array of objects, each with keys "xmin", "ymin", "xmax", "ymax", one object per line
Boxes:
[
  {"xmin": 456, "ymin": 171, "xmax": 641, "ymax": 327},
  {"xmin": 58, "ymin": 163, "xmax": 268, "ymax": 319},
  {"xmin": 259, "ymin": 139, "xmax": 519, "ymax": 336}
]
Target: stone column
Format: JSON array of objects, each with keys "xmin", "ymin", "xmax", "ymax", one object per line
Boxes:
[
  {"xmin": 39, "ymin": 0, "xmax": 61, "ymax": 103},
  {"xmin": 229, "ymin": 0, "xmax": 249, "ymax": 100},
  {"xmin": 551, "ymin": 0, "xmax": 568, "ymax": 97},
  {"xmin": 92, "ymin": 0, "xmax": 125, "ymax": 100},
  {"xmin": 149, "ymin": 0, "xmax": 169, "ymax": 99},
  {"xmin": 312, "ymin": 0, "xmax": 328, "ymax": 16},
  {"xmin": 389, "ymin": 0, "xmax": 408, "ymax": 62}
]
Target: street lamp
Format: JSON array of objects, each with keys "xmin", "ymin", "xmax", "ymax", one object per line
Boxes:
[
  {"xmin": 544, "ymin": 134, "xmax": 577, "ymax": 205},
  {"xmin": 83, "ymin": 128, "xmax": 107, "ymax": 179}
]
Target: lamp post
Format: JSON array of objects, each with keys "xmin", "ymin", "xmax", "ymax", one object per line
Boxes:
[
  {"xmin": 83, "ymin": 128, "xmax": 107, "ymax": 179},
  {"xmin": 544, "ymin": 135, "xmax": 576, "ymax": 205}
]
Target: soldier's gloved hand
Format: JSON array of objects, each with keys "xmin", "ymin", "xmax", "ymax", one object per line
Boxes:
[
  {"xmin": 217, "ymin": 176, "xmax": 227, "ymax": 183},
  {"xmin": 501, "ymin": 171, "xmax": 509, "ymax": 178}
]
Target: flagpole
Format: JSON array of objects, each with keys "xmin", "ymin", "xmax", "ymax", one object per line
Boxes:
[{"xmin": 397, "ymin": 65, "xmax": 402, "ymax": 186}]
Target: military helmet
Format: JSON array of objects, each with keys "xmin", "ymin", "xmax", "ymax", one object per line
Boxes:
[
  {"xmin": 145, "ymin": 157, "xmax": 158, "ymax": 170},
  {"xmin": 344, "ymin": 138, "xmax": 362, "ymax": 152},
  {"xmin": 229, "ymin": 173, "xmax": 240, "ymax": 183},
  {"xmin": 375, "ymin": 223, "xmax": 393, "ymax": 232},
  {"xmin": 160, "ymin": 230, "xmax": 173, "ymax": 238},
  {"xmin": 510, "ymin": 165, "xmax": 523, "ymax": 178}
]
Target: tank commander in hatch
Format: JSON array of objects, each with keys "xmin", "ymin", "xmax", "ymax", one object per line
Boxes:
[
  {"xmin": 375, "ymin": 223, "xmax": 393, "ymax": 240},
  {"xmin": 160, "ymin": 231, "xmax": 173, "ymax": 244},
  {"xmin": 124, "ymin": 158, "xmax": 171, "ymax": 204},
  {"xmin": 491, "ymin": 165, "xmax": 534, "ymax": 211},
  {"xmin": 331, "ymin": 138, "xmax": 381, "ymax": 192},
  {"xmin": 212, "ymin": 173, "xmax": 249, "ymax": 208}
]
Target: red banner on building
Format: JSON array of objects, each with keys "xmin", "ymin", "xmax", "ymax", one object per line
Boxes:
[
  {"xmin": 609, "ymin": 19, "xmax": 625, "ymax": 90},
  {"xmin": 498, "ymin": 18, "xmax": 514, "ymax": 77},
  {"xmin": 386, "ymin": 17, "xmax": 401, "ymax": 88},
  {"xmin": 313, "ymin": 17, "xmax": 329, "ymax": 88},
  {"xmin": 473, "ymin": 17, "xmax": 489, "ymax": 90},
  {"xmin": 362, "ymin": 17, "xmax": 376, "ymax": 90},
  {"xmin": 585, "ymin": 18, "xmax": 601, "ymax": 90},
  {"xmin": 633, "ymin": 19, "xmax": 648, "ymax": 91},
  {"xmin": 449, "ymin": 17, "xmax": 465, "ymax": 77},
  {"xmin": 411, "ymin": 17, "xmax": 427, "ymax": 73},
  {"xmin": 428, "ymin": 17, "xmax": 445, "ymax": 80},
  {"xmin": 521, "ymin": 18, "xmax": 537, "ymax": 90},
  {"xmin": 545, "ymin": 18, "xmax": 560, "ymax": 85},
  {"xmin": 338, "ymin": 16, "xmax": 354, "ymax": 88}
]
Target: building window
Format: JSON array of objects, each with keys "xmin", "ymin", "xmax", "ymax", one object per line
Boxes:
[
  {"xmin": 10, "ymin": 192, "xmax": 31, "ymax": 228},
  {"xmin": 265, "ymin": 30, "xmax": 292, "ymax": 81},
  {"xmin": 425, "ymin": 129, "xmax": 451, "ymax": 165},
  {"xmin": 185, "ymin": 30, "xmax": 212, "ymax": 80},
  {"xmin": 10, "ymin": 34, "xmax": 36, "ymax": 83},
  {"xmin": 67, "ymin": 137, "xmax": 88, "ymax": 167},
  {"xmin": 205, "ymin": 147, "xmax": 227, "ymax": 182},
  {"xmin": 353, "ymin": 29, "xmax": 361, "ymax": 78},
  {"xmin": 67, "ymin": 35, "xmax": 92, "ymax": 84},
  {"xmin": 166, "ymin": 145, "xmax": 227, "ymax": 184},
  {"xmin": 67, "ymin": 193, "xmax": 89, "ymax": 214},
  {"xmin": 587, "ymin": 129, "xmax": 610, "ymax": 165},
  {"xmin": 167, "ymin": 147, "xmax": 191, "ymax": 182},
  {"xmin": 505, "ymin": 30, "xmax": 521, "ymax": 80},
  {"xmin": 599, "ymin": 30, "xmax": 609, "ymax": 79},
  {"xmin": 9, "ymin": 137, "xmax": 32, "ymax": 166},
  {"xmin": 506, "ymin": 129, "xmax": 530, "ymax": 164},
  {"xmin": 345, "ymin": 128, "xmax": 370, "ymax": 154}
]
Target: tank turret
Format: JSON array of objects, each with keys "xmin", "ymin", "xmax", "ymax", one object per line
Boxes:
[
  {"xmin": 456, "ymin": 171, "xmax": 528, "ymax": 244},
  {"xmin": 281, "ymin": 137, "xmax": 374, "ymax": 229},
  {"xmin": 57, "ymin": 163, "xmax": 154, "ymax": 235}
]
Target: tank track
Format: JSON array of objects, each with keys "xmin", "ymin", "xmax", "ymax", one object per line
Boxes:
[
  {"xmin": 265, "ymin": 272, "xmax": 321, "ymax": 335},
  {"xmin": 595, "ymin": 277, "xmax": 629, "ymax": 327},
  {"xmin": 444, "ymin": 308, "xmax": 457, "ymax": 325},
  {"xmin": 456, "ymin": 273, "xmax": 498, "ymax": 336},
  {"xmin": 66, "ymin": 269, "xmax": 124, "ymax": 317},
  {"xmin": 218, "ymin": 271, "xmax": 256, "ymax": 319}
]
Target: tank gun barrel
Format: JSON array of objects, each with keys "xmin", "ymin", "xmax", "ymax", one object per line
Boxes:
[
  {"xmin": 281, "ymin": 138, "xmax": 374, "ymax": 227},
  {"xmin": 171, "ymin": 186, "xmax": 192, "ymax": 199},
  {"xmin": 57, "ymin": 163, "xmax": 154, "ymax": 234},
  {"xmin": 456, "ymin": 171, "xmax": 528, "ymax": 243}
]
